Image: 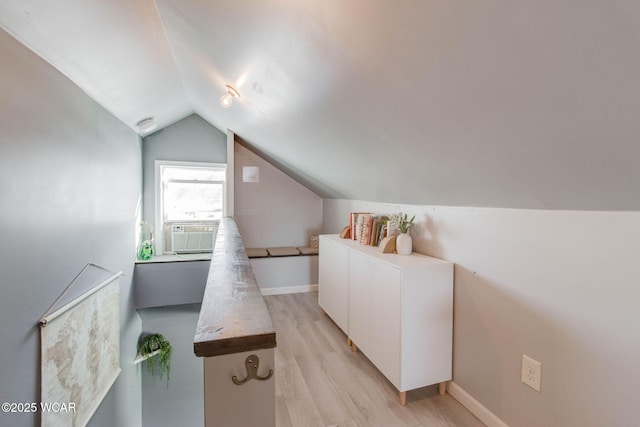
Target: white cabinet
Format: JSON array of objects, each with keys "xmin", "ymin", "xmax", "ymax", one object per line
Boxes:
[
  {"xmin": 348, "ymin": 251, "xmax": 373, "ymax": 355},
  {"xmin": 318, "ymin": 235, "xmax": 350, "ymax": 334},
  {"xmin": 370, "ymin": 260, "xmax": 401, "ymax": 385},
  {"xmin": 319, "ymin": 234, "xmax": 453, "ymax": 403}
]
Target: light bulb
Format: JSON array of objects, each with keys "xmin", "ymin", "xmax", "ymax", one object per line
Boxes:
[
  {"xmin": 219, "ymin": 84, "xmax": 240, "ymax": 109},
  {"xmin": 219, "ymin": 93, "xmax": 233, "ymax": 108}
]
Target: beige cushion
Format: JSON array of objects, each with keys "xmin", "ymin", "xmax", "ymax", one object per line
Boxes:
[
  {"xmin": 297, "ymin": 246, "xmax": 319, "ymax": 255},
  {"xmin": 267, "ymin": 247, "xmax": 300, "ymax": 257},
  {"xmin": 246, "ymin": 248, "xmax": 268, "ymax": 258}
]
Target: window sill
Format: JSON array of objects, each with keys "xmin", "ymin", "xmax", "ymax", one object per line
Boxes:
[{"xmin": 135, "ymin": 253, "xmax": 212, "ymax": 264}]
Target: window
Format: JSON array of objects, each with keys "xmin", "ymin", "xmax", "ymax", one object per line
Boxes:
[{"xmin": 156, "ymin": 161, "xmax": 226, "ymax": 254}]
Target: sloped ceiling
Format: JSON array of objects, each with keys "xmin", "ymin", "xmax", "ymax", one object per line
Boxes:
[
  {"xmin": 1, "ymin": 0, "xmax": 639, "ymax": 210},
  {"xmin": 0, "ymin": 0, "xmax": 192, "ymax": 131}
]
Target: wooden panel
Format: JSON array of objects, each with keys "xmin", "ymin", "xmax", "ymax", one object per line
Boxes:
[
  {"xmin": 194, "ymin": 217, "xmax": 276, "ymax": 357},
  {"xmin": 264, "ymin": 292, "xmax": 484, "ymax": 427}
]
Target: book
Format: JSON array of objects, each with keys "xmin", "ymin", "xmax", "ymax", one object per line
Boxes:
[
  {"xmin": 377, "ymin": 218, "xmax": 388, "ymax": 246},
  {"xmin": 350, "ymin": 212, "xmax": 369, "ymax": 241},
  {"xmin": 355, "ymin": 214, "xmax": 364, "ymax": 243},
  {"xmin": 350, "ymin": 212, "xmax": 356, "ymax": 240},
  {"xmin": 349, "ymin": 212, "xmax": 391, "ymax": 245},
  {"xmin": 359, "ymin": 214, "xmax": 372, "ymax": 245},
  {"xmin": 370, "ymin": 219, "xmax": 379, "ymax": 246},
  {"xmin": 374, "ymin": 220, "xmax": 383, "ymax": 246}
]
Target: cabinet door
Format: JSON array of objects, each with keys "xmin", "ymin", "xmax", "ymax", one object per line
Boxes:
[
  {"xmin": 348, "ymin": 251, "xmax": 372, "ymax": 355},
  {"xmin": 370, "ymin": 262, "xmax": 401, "ymax": 388},
  {"xmin": 318, "ymin": 237, "xmax": 349, "ymax": 333}
]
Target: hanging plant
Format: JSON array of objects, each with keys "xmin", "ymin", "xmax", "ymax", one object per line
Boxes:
[{"xmin": 138, "ymin": 333, "xmax": 172, "ymax": 386}]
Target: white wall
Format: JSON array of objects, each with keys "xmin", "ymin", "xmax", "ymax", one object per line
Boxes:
[
  {"xmin": 250, "ymin": 256, "xmax": 318, "ymax": 291},
  {"xmin": 234, "ymin": 143, "xmax": 322, "ymax": 248},
  {"xmin": 234, "ymin": 143, "xmax": 322, "ymax": 291},
  {"xmin": 323, "ymin": 199, "xmax": 640, "ymax": 427},
  {"xmin": 0, "ymin": 28, "xmax": 142, "ymax": 427}
]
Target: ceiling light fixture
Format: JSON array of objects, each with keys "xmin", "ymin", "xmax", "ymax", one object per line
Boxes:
[
  {"xmin": 136, "ymin": 117, "xmax": 157, "ymax": 134},
  {"xmin": 219, "ymin": 84, "xmax": 240, "ymax": 109}
]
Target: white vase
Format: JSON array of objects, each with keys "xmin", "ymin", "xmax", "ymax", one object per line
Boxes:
[{"xmin": 396, "ymin": 232, "xmax": 412, "ymax": 255}]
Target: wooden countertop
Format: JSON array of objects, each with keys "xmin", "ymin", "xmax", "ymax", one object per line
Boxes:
[{"xmin": 193, "ymin": 217, "xmax": 276, "ymax": 357}]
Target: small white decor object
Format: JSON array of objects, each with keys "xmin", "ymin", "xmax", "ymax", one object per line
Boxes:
[
  {"xmin": 390, "ymin": 213, "xmax": 415, "ymax": 255},
  {"xmin": 242, "ymin": 166, "xmax": 259, "ymax": 183},
  {"xmin": 396, "ymin": 232, "xmax": 412, "ymax": 255}
]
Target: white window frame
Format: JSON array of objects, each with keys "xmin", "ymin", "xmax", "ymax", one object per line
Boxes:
[{"xmin": 155, "ymin": 160, "xmax": 226, "ymax": 255}]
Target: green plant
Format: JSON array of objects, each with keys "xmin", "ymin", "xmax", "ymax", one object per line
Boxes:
[
  {"xmin": 390, "ymin": 213, "xmax": 415, "ymax": 233},
  {"xmin": 138, "ymin": 333, "xmax": 172, "ymax": 386}
]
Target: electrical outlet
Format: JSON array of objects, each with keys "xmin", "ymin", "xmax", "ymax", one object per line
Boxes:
[{"xmin": 521, "ymin": 354, "xmax": 542, "ymax": 392}]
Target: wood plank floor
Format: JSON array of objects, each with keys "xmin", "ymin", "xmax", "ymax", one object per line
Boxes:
[{"xmin": 264, "ymin": 292, "xmax": 485, "ymax": 427}]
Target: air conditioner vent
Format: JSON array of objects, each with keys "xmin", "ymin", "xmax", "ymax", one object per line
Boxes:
[{"xmin": 171, "ymin": 224, "xmax": 217, "ymax": 253}]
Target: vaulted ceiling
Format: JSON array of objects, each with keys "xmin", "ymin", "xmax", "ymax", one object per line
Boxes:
[{"xmin": 1, "ymin": 0, "xmax": 639, "ymax": 210}]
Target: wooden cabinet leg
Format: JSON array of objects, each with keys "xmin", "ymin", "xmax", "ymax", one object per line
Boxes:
[
  {"xmin": 438, "ymin": 381, "xmax": 447, "ymax": 396},
  {"xmin": 399, "ymin": 391, "xmax": 407, "ymax": 406},
  {"xmin": 347, "ymin": 337, "xmax": 352, "ymax": 347}
]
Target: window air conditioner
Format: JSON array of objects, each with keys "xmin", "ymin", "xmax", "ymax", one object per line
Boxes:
[{"xmin": 171, "ymin": 224, "xmax": 216, "ymax": 253}]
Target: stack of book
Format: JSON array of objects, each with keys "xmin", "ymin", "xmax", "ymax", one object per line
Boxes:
[{"xmin": 349, "ymin": 212, "xmax": 389, "ymax": 247}]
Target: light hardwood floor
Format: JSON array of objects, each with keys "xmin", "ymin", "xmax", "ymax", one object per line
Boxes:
[{"xmin": 264, "ymin": 292, "xmax": 485, "ymax": 427}]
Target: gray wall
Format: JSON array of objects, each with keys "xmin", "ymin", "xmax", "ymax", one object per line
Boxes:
[
  {"xmin": 141, "ymin": 114, "xmax": 227, "ymax": 234},
  {"xmin": 0, "ymin": 28, "xmax": 142, "ymax": 427},
  {"xmin": 133, "ymin": 260, "xmax": 210, "ymax": 309},
  {"xmin": 323, "ymin": 199, "xmax": 640, "ymax": 427},
  {"xmin": 138, "ymin": 304, "xmax": 203, "ymax": 427}
]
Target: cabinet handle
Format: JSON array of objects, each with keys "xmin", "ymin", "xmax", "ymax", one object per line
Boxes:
[{"xmin": 232, "ymin": 354, "xmax": 274, "ymax": 385}]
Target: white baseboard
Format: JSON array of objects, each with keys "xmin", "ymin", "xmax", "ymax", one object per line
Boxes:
[
  {"xmin": 447, "ymin": 381, "xmax": 509, "ymax": 427},
  {"xmin": 261, "ymin": 284, "xmax": 318, "ymax": 296}
]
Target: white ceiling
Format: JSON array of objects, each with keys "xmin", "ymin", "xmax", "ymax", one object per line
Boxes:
[{"xmin": 1, "ymin": 0, "xmax": 639, "ymax": 209}]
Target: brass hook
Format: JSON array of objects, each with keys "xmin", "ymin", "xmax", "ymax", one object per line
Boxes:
[{"xmin": 232, "ymin": 354, "xmax": 274, "ymax": 385}]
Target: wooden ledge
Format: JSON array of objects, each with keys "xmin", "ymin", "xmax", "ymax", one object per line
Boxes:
[
  {"xmin": 297, "ymin": 246, "xmax": 318, "ymax": 255},
  {"xmin": 245, "ymin": 246, "xmax": 319, "ymax": 258},
  {"xmin": 194, "ymin": 217, "xmax": 276, "ymax": 358},
  {"xmin": 194, "ymin": 332, "xmax": 276, "ymax": 357},
  {"xmin": 266, "ymin": 246, "xmax": 300, "ymax": 257},
  {"xmin": 246, "ymin": 248, "xmax": 268, "ymax": 258}
]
